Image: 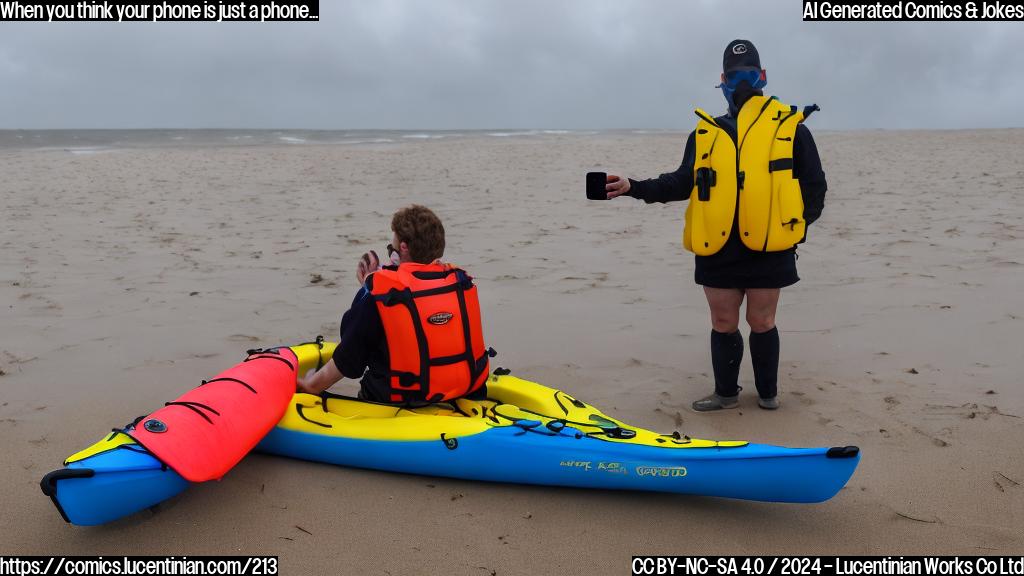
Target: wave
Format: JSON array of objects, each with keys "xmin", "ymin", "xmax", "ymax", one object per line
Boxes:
[{"xmin": 487, "ymin": 130, "xmax": 540, "ymax": 137}]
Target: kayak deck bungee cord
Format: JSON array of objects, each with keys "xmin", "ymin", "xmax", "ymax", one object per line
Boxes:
[{"xmin": 42, "ymin": 339, "xmax": 860, "ymax": 526}]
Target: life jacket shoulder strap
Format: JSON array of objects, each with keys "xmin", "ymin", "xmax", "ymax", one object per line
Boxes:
[
  {"xmin": 369, "ymin": 264, "xmax": 473, "ymax": 302},
  {"xmin": 694, "ymin": 108, "xmax": 720, "ymax": 128}
]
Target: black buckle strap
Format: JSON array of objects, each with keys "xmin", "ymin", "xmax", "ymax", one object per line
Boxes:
[
  {"xmin": 695, "ymin": 167, "xmax": 716, "ymax": 201},
  {"xmin": 768, "ymin": 158, "xmax": 794, "ymax": 172},
  {"xmin": 389, "ymin": 371, "xmax": 421, "ymax": 390},
  {"xmin": 475, "ymin": 348, "xmax": 496, "ymax": 372},
  {"xmin": 412, "ymin": 269, "xmax": 458, "ymax": 280},
  {"xmin": 379, "ymin": 288, "xmax": 412, "ymax": 307},
  {"xmin": 377, "ymin": 279, "xmax": 474, "ymax": 306},
  {"xmin": 430, "ymin": 353, "xmax": 474, "ymax": 367}
]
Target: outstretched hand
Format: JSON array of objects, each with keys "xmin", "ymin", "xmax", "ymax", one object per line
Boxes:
[
  {"xmin": 605, "ymin": 174, "xmax": 631, "ymax": 199},
  {"xmin": 296, "ymin": 362, "xmax": 343, "ymax": 395},
  {"xmin": 296, "ymin": 373, "xmax": 318, "ymax": 395},
  {"xmin": 356, "ymin": 250, "xmax": 380, "ymax": 285}
]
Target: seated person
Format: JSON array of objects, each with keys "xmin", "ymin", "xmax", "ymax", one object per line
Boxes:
[{"xmin": 297, "ymin": 205, "xmax": 492, "ymax": 404}]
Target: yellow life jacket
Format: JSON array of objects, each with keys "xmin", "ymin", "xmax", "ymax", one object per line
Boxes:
[{"xmin": 684, "ymin": 95, "xmax": 818, "ymax": 255}]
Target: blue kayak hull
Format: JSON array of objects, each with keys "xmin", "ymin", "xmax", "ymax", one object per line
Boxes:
[
  {"xmin": 40, "ymin": 447, "xmax": 189, "ymax": 526},
  {"xmin": 41, "ymin": 418, "xmax": 858, "ymax": 527},
  {"xmin": 258, "ymin": 426, "xmax": 859, "ymax": 503}
]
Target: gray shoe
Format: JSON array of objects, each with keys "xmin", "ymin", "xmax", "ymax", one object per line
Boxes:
[
  {"xmin": 758, "ymin": 396, "xmax": 779, "ymax": 410},
  {"xmin": 692, "ymin": 393, "xmax": 739, "ymax": 412}
]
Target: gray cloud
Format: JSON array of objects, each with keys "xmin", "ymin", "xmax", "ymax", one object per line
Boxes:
[{"xmin": 0, "ymin": 0, "xmax": 1019, "ymax": 129}]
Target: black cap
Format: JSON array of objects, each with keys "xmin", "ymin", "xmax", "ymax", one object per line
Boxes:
[{"xmin": 723, "ymin": 39, "xmax": 761, "ymax": 72}]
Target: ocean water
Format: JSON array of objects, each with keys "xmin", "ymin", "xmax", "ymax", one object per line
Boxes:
[{"xmin": 0, "ymin": 129, "xmax": 670, "ymax": 152}]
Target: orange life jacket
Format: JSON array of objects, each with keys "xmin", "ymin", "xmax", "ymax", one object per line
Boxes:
[{"xmin": 367, "ymin": 262, "xmax": 491, "ymax": 403}]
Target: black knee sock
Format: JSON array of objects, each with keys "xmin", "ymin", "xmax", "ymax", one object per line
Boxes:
[
  {"xmin": 749, "ymin": 327, "xmax": 780, "ymax": 399},
  {"xmin": 710, "ymin": 330, "xmax": 743, "ymax": 397}
]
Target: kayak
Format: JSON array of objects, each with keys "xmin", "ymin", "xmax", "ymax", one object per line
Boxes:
[
  {"xmin": 258, "ymin": 341, "xmax": 861, "ymax": 504},
  {"xmin": 42, "ymin": 339, "xmax": 860, "ymax": 526},
  {"xmin": 40, "ymin": 348, "xmax": 298, "ymax": 526}
]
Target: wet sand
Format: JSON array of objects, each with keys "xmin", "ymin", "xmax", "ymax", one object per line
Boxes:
[{"xmin": 1, "ymin": 130, "xmax": 1022, "ymax": 570}]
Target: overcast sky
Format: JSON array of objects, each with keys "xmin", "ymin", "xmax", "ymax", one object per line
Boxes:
[{"xmin": 0, "ymin": 0, "xmax": 1019, "ymax": 130}]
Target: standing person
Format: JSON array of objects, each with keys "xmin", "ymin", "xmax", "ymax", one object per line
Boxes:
[
  {"xmin": 605, "ymin": 40, "xmax": 827, "ymax": 411},
  {"xmin": 298, "ymin": 205, "xmax": 493, "ymax": 404}
]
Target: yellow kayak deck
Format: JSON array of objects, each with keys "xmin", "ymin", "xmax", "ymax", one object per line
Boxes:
[
  {"xmin": 67, "ymin": 339, "xmax": 746, "ymax": 465},
  {"xmin": 283, "ymin": 340, "xmax": 746, "ymax": 449}
]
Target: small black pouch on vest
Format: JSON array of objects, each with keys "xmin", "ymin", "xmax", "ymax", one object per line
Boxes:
[{"xmin": 695, "ymin": 167, "xmax": 717, "ymax": 202}]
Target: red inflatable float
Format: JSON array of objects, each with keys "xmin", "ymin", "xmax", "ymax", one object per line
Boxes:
[{"xmin": 128, "ymin": 348, "xmax": 297, "ymax": 482}]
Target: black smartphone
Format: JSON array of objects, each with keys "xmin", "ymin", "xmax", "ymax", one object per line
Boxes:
[{"xmin": 586, "ymin": 171, "xmax": 607, "ymax": 200}]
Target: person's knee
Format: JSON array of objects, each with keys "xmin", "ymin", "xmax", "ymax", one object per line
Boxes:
[
  {"xmin": 706, "ymin": 289, "xmax": 742, "ymax": 333},
  {"xmin": 746, "ymin": 309, "xmax": 776, "ymax": 333},
  {"xmin": 711, "ymin": 313, "xmax": 740, "ymax": 333}
]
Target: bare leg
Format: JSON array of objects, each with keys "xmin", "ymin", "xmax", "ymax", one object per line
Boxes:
[
  {"xmin": 744, "ymin": 288, "xmax": 780, "ymax": 333},
  {"xmin": 704, "ymin": 287, "xmax": 744, "ymax": 332}
]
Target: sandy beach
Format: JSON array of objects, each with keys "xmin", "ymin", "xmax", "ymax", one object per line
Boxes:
[{"xmin": 2, "ymin": 130, "xmax": 1022, "ymax": 571}]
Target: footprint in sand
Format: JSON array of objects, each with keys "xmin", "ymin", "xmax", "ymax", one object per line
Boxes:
[
  {"xmin": 923, "ymin": 403, "xmax": 1020, "ymax": 421},
  {"xmin": 911, "ymin": 426, "xmax": 950, "ymax": 447},
  {"xmin": 992, "ymin": 472, "xmax": 1020, "ymax": 493},
  {"xmin": 790, "ymin": 391, "xmax": 814, "ymax": 406},
  {"xmin": 653, "ymin": 407, "xmax": 684, "ymax": 427},
  {"xmin": 892, "ymin": 509, "xmax": 940, "ymax": 524},
  {"xmin": 2, "ymin": 351, "xmax": 38, "ymax": 367}
]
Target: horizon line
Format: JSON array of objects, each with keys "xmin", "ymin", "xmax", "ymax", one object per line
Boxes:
[{"xmin": 2, "ymin": 126, "xmax": 1023, "ymax": 132}]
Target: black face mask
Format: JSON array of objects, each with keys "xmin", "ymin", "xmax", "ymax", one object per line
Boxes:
[{"xmin": 727, "ymin": 80, "xmax": 763, "ymax": 116}]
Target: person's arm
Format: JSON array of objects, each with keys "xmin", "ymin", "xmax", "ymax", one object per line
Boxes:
[
  {"xmin": 297, "ymin": 360, "xmax": 342, "ymax": 395},
  {"xmin": 794, "ymin": 124, "xmax": 827, "ymax": 225},
  {"xmin": 296, "ymin": 287, "xmax": 382, "ymax": 394},
  {"xmin": 606, "ymin": 131, "xmax": 696, "ymax": 203}
]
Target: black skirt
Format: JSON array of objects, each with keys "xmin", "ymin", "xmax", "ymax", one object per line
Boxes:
[{"xmin": 694, "ymin": 233, "xmax": 799, "ymax": 289}]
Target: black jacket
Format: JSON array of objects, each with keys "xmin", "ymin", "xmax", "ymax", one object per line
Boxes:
[
  {"xmin": 331, "ymin": 287, "xmax": 390, "ymax": 401},
  {"xmin": 627, "ymin": 112, "xmax": 827, "ymax": 225}
]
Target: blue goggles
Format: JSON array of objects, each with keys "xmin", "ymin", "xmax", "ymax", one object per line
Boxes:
[{"xmin": 720, "ymin": 69, "xmax": 766, "ymax": 90}]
